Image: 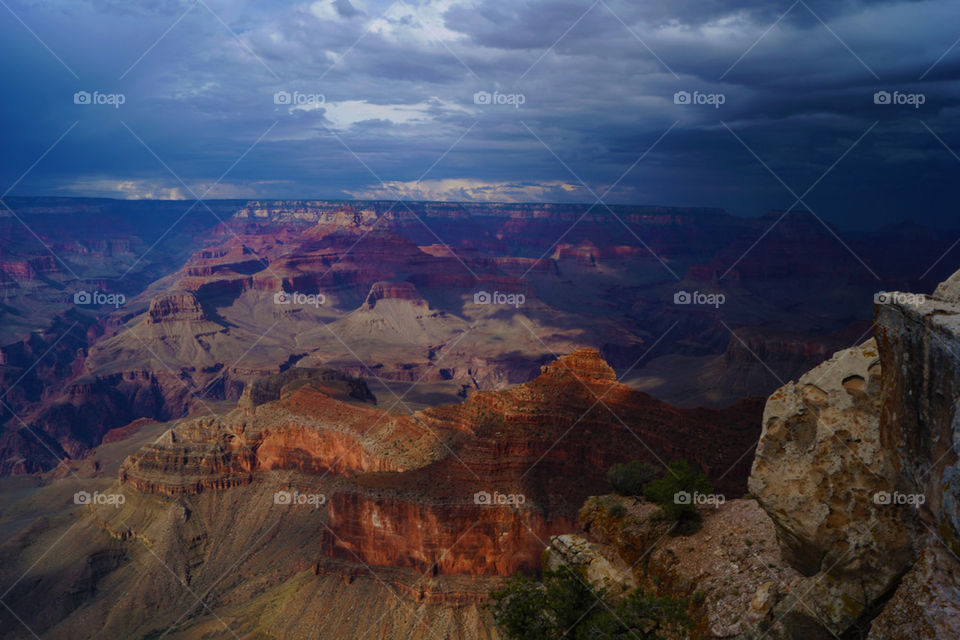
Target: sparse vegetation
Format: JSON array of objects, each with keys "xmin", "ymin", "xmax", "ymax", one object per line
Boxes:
[
  {"xmin": 489, "ymin": 565, "xmax": 690, "ymax": 640},
  {"xmin": 608, "ymin": 503, "xmax": 628, "ymax": 519},
  {"xmin": 641, "ymin": 459, "xmax": 714, "ymax": 535},
  {"xmin": 607, "ymin": 460, "xmax": 661, "ymax": 496}
]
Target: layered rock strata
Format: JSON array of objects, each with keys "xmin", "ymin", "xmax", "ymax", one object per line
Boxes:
[{"xmin": 120, "ymin": 350, "xmax": 762, "ymax": 578}]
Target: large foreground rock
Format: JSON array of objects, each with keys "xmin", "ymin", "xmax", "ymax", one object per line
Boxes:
[
  {"xmin": 749, "ymin": 270, "xmax": 960, "ymax": 638},
  {"xmin": 748, "ymin": 339, "xmax": 914, "ymax": 635}
]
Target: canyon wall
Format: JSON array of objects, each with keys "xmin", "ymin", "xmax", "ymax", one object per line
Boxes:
[
  {"xmin": 118, "ymin": 350, "xmax": 761, "ymax": 580},
  {"xmin": 5, "ymin": 197, "xmax": 955, "ymax": 478}
]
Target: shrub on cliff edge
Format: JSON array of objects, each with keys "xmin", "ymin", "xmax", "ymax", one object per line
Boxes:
[
  {"xmin": 489, "ymin": 565, "xmax": 690, "ymax": 639},
  {"xmin": 642, "ymin": 459, "xmax": 713, "ymax": 535},
  {"xmin": 607, "ymin": 460, "xmax": 661, "ymax": 496}
]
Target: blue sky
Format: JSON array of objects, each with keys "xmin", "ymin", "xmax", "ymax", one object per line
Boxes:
[{"xmin": 1, "ymin": 0, "xmax": 959, "ymax": 227}]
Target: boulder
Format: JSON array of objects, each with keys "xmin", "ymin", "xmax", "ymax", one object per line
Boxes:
[
  {"xmin": 749, "ymin": 339, "xmax": 913, "ymax": 628},
  {"xmin": 544, "ymin": 534, "xmax": 638, "ymax": 596},
  {"xmin": 749, "ymin": 267, "xmax": 960, "ymax": 638}
]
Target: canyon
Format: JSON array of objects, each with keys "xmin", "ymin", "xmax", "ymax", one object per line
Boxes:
[
  {"xmin": 3, "ymin": 270, "xmax": 960, "ymax": 638},
  {"xmin": 2, "ymin": 198, "xmax": 957, "ymax": 477},
  {"xmin": 0, "ymin": 348, "xmax": 761, "ymax": 639},
  {"xmin": 1, "ymin": 198, "xmax": 960, "ymax": 639}
]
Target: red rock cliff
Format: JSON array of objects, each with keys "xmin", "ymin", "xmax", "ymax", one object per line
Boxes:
[{"xmin": 120, "ymin": 351, "xmax": 761, "ymax": 577}]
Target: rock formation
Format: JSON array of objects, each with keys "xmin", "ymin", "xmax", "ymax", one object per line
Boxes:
[
  {"xmin": 5, "ymin": 196, "xmax": 956, "ymax": 477},
  {"xmin": 546, "ymin": 495, "xmax": 803, "ymax": 638},
  {"xmin": 145, "ymin": 290, "xmax": 209, "ymax": 324},
  {"xmin": 119, "ymin": 350, "xmax": 761, "ymax": 578},
  {"xmin": 548, "ymin": 268, "xmax": 960, "ymax": 639},
  {"xmin": 544, "ymin": 533, "xmax": 639, "ymax": 596},
  {"xmin": 749, "ymin": 339, "xmax": 912, "ymax": 635},
  {"xmin": 0, "ymin": 349, "xmax": 765, "ymax": 639},
  {"xmin": 8, "ymin": 198, "xmax": 960, "ymax": 639},
  {"xmin": 748, "ymin": 269, "xmax": 960, "ymax": 638}
]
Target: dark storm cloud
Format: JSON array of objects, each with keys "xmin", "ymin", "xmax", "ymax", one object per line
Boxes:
[
  {"xmin": 334, "ymin": 0, "xmax": 362, "ymax": 18},
  {"xmin": 0, "ymin": 0, "xmax": 958, "ymax": 227}
]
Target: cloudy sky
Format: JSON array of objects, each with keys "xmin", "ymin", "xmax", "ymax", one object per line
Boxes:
[{"xmin": 1, "ymin": 0, "xmax": 958, "ymax": 227}]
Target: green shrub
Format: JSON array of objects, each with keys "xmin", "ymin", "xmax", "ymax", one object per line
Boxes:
[
  {"xmin": 607, "ymin": 503, "xmax": 628, "ymax": 519},
  {"xmin": 597, "ymin": 495, "xmax": 616, "ymax": 509},
  {"xmin": 581, "ymin": 589, "xmax": 690, "ymax": 639},
  {"xmin": 642, "ymin": 459, "xmax": 714, "ymax": 535},
  {"xmin": 489, "ymin": 566, "xmax": 690, "ymax": 640},
  {"xmin": 488, "ymin": 566, "xmax": 599, "ymax": 640},
  {"xmin": 607, "ymin": 460, "xmax": 661, "ymax": 496}
]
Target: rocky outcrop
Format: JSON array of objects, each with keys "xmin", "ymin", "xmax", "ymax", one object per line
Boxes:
[
  {"xmin": 544, "ymin": 534, "xmax": 638, "ymax": 596},
  {"xmin": 364, "ymin": 281, "xmax": 425, "ymax": 308},
  {"xmin": 146, "ymin": 291, "xmax": 208, "ymax": 324},
  {"xmin": 749, "ymin": 269, "xmax": 960, "ymax": 639},
  {"xmin": 867, "ymin": 544, "xmax": 960, "ymax": 639},
  {"xmin": 237, "ymin": 367, "xmax": 376, "ymax": 411},
  {"xmin": 120, "ymin": 381, "xmax": 436, "ymax": 496},
  {"xmin": 416, "ymin": 350, "xmax": 763, "ymax": 495},
  {"xmin": 748, "ymin": 339, "xmax": 912, "ymax": 633},
  {"xmin": 547, "ymin": 495, "xmax": 802, "ymax": 638},
  {"xmin": 874, "ymin": 288, "xmax": 960, "ymax": 548}
]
